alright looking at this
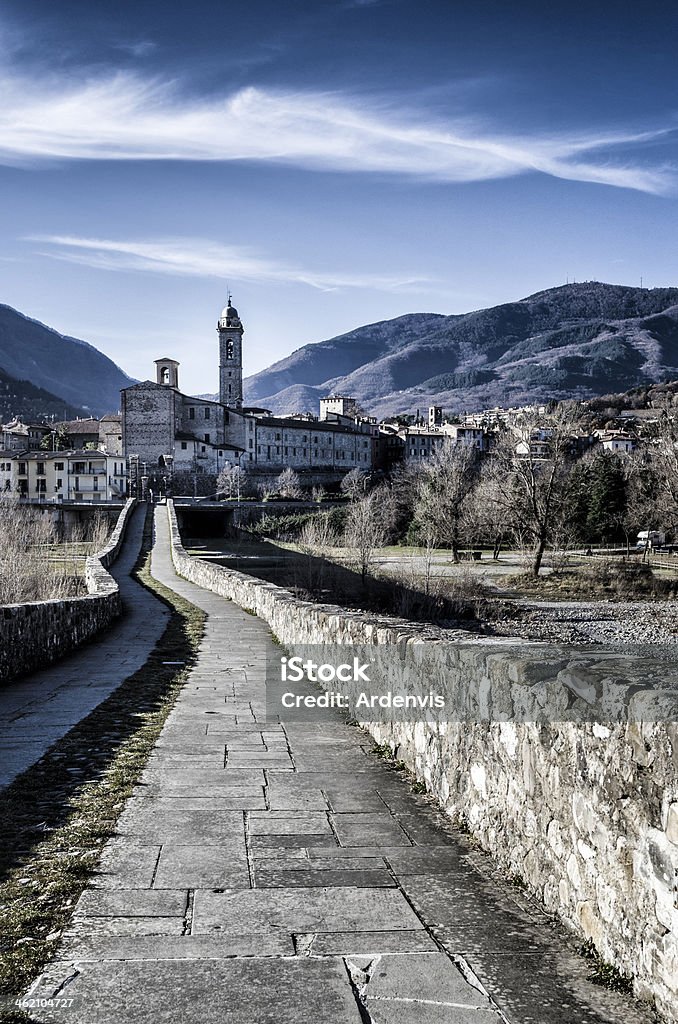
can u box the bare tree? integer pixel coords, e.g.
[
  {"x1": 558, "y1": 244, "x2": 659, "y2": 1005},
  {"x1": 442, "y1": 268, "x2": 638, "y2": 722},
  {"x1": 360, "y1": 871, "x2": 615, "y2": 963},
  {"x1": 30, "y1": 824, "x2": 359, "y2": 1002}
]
[
  {"x1": 412, "y1": 440, "x2": 479, "y2": 562},
  {"x1": 481, "y1": 413, "x2": 581, "y2": 577},
  {"x1": 217, "y1": 462, "x2": 248, "y2": 499},
  {"x1": 297, "y1": 512, "x2": 337, "y2": 595},
  {"x1": 343, "y1": 486, "x2": 392, "y2": 582},
  {"x1": 340, "y1": 467, "x2": 370, "y2": 502},
  {"x1": 276, "y1": 467, "x2": 303, "y2": 498}
]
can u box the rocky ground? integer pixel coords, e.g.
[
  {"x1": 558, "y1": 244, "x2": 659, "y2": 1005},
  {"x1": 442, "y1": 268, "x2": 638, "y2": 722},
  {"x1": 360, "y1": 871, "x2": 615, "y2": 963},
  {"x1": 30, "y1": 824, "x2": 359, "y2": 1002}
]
[{"x1": 488, "y1": 598, "x2": 678, "y2": 647}]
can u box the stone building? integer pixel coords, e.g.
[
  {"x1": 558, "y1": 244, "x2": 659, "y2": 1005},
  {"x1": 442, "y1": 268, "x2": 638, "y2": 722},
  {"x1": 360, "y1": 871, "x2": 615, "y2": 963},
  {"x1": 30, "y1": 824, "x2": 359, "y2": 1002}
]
[{"x1": 121, "y1": 299, "x2": 376, "y2": 488}]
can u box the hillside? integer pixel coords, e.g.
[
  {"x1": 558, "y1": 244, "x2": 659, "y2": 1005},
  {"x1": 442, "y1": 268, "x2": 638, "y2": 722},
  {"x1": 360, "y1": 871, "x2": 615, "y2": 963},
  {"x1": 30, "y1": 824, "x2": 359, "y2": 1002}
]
[
  {"x1": 0, "y1": 305, "x2": 134, "y2": 417},
  {"x1": 0, "y1": 367, "x2": 89, "y2": 423},
  {"x1": 243, "y1": 283, "x2": 678, "y2": 417}
]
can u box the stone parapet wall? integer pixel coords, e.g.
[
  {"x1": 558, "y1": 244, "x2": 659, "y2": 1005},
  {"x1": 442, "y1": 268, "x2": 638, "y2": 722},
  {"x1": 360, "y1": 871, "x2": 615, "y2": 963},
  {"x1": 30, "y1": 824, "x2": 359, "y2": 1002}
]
[
  {"x1": 166, "y1": 500, "x2": 678, "y2": 1021},
  {"x1": 0, "y1": 499, "x2": 136, "y2": 682}
]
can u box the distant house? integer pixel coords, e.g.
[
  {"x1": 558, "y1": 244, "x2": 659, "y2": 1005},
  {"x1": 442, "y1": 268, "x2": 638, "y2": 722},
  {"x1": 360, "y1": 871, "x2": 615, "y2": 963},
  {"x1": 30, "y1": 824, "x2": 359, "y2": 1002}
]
[
  {"x1": 55, "y1": 418, "x2": 101, "y2": 450},
  {"x1": 0, "y1": 419, "x2": 50, "y2": 450},
  {"x1": 595, "y1": 430, "x2": 636, "y2": 454}
]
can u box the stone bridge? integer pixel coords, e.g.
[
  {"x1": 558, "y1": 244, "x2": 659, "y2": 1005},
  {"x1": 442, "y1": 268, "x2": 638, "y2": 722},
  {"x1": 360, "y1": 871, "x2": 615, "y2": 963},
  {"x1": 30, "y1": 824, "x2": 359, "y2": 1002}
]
[{"x1": 1, "y1": 501, "x2": 675, "y2": 1024}]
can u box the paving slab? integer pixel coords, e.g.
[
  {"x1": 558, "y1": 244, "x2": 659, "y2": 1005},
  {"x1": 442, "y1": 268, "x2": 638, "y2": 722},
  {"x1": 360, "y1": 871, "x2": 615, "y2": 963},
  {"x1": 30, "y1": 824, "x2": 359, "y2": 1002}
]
[
  {"x1": 91, "y1": 843, "x2": 161, "y2": 889},
  {"x1": 63, "y1": 916, "x2": 186, "y2": 937},
  {"x1": 153, "y1": 845, "x2": 250, "y2": 889},
  {"x1": 193, "y1": 887, "x2": 425, "y2": 935},
  {"x1": 331, "y1": 812, "x2": 413, "y2": 847},
  {"x1": 254, "y1": 867, "x2": 395, "y2": 888},
  {"x1": 114, "y1": 807, "x2": 246, "y2": 843},
  {"x1": 55, "y1": 933, "x2": 295, "y2": 961},
  {"x1": 75, "y1": 889, "x2": 188, "y2": 918},
  {"x1": 248, "y1": 811, "x2": 332, "y2": 835},
  {"x1": 25, "y1": 957, "x2": 363, "y2": 1024},
  {"x1": 307, "y1": 931, "x2": 439, "y2": 955}
]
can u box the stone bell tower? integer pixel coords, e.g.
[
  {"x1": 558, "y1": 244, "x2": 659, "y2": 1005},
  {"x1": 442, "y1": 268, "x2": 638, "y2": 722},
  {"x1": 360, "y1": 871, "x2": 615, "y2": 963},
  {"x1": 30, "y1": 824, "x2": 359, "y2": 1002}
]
[{"x1": 218, "y1": 297, "x2": 244, "y2": 409}]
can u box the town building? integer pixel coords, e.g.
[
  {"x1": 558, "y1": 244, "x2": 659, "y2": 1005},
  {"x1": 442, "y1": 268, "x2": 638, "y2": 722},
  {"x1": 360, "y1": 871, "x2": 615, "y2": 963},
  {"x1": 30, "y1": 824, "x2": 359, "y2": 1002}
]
[
  {"x1": 0, "y1": 450, "x2": 127, "y2": 502},
  {"x1": 121, "y1": 299, "x2": 378, "y2": 488},
  {"x1": 378, "y1": 408, "x2": 490, "y2": 465},
  {"x1": 1, "y1": 420, "x2": 50, "y2": 451}
]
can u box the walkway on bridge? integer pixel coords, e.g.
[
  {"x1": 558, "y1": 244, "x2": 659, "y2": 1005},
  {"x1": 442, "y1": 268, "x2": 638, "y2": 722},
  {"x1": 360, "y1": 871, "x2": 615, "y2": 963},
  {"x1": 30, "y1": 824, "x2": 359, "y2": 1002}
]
[
  {"x1": 23, "y1": 506, "x2": 651, "y2": 1024},
  {"x1": 0, "y1": 503, "x2": 169, "y2": 789}
]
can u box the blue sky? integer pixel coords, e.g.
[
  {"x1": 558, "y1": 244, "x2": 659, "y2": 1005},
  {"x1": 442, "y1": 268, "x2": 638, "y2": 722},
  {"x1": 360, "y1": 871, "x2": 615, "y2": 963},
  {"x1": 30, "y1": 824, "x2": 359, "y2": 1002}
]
[{"x1": 1, "y1": 0, "x2": 677, "y2": 395}]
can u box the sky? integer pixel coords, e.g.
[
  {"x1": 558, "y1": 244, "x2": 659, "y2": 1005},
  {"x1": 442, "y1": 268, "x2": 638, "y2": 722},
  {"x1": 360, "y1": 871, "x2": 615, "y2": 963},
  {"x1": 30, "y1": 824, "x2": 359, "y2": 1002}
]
[{"x1": 1, "y1": 0, "x2": 677, "y2": 395}]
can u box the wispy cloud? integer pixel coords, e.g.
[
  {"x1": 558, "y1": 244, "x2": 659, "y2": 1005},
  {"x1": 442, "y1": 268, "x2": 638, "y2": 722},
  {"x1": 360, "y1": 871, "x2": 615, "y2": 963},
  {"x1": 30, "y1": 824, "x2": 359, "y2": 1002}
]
[
  {"x1": 0, "y1": 68, "x2": 674, "y2": 193},
  {"x1": 28, "y1": 235, "x2": 431, "y2": 292},
  {"x1": 114, "y1": 39, "x2": 158, "y2": 58}
]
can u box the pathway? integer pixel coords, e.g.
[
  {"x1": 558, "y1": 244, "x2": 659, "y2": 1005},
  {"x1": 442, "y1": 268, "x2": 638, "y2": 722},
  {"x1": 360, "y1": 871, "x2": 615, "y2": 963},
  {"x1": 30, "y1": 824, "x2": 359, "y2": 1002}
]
[
  {"x1": 0, "y1": 503, "x2": 169, "y2": 789},
  {"x1": 21, "y1": 506, "x2": 652, "y2": 1024}
]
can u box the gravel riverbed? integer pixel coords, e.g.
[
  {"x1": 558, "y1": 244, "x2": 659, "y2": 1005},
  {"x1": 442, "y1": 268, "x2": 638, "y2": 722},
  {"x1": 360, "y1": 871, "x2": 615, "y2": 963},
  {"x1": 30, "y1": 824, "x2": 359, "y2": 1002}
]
[{"x1": 489, "y1": 599, "x2": 678, "y2": 647}]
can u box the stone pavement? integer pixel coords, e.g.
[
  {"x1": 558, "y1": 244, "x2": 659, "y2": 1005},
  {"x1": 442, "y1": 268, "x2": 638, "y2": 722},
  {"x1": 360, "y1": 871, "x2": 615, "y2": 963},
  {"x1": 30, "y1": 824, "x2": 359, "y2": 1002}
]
[
  {"x1": 0, "y1": 503, "x2": 169, "y2": 789},
  {"x1": 21, "y1": 506, "x2": 652, "y2": 1024}
]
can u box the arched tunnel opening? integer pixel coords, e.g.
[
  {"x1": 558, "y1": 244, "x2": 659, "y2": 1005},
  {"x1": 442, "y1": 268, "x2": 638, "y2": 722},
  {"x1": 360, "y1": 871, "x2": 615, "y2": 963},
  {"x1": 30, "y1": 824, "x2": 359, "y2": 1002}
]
[{"x1": 175, "y1": 506, "x2": 235, "y2": 538}]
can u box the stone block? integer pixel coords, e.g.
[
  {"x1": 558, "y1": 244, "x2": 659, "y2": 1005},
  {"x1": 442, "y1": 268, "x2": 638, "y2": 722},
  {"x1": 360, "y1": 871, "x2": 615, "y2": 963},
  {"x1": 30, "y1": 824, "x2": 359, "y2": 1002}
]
[{"x1": 193, "y1": 887, "x2": 424, "y2": 935}]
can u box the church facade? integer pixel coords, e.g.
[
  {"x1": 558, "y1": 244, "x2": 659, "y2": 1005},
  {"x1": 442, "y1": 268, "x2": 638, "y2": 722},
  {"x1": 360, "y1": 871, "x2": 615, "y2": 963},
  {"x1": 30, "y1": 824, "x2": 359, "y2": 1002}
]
[{"x1": 121, "y1": 300, "x2": 377, "y2": 486}]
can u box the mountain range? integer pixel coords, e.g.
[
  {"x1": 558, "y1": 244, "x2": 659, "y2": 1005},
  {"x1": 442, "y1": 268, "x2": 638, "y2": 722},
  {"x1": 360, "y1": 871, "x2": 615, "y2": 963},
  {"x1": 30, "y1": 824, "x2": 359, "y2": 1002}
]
[
  {"x1": 243, "y1": 282, "x2": 678, "y2": 417},
  {"x1": 3, "y1": 282, "x2": 678, "y2": 424},
  {"x1": 0, "y1": 304, "x2": 134, "y2": 419}
]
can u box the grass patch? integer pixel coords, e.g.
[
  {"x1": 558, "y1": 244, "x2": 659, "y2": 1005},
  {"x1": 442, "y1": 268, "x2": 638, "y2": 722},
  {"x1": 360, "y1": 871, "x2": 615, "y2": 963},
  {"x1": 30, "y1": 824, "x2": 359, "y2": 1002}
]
[
  {"x1": 579, "y1": 938, "x2": 634, "y2": 994},
  {"x1": 0, "y1": 508, "x2": 205, "y2": 1017}
]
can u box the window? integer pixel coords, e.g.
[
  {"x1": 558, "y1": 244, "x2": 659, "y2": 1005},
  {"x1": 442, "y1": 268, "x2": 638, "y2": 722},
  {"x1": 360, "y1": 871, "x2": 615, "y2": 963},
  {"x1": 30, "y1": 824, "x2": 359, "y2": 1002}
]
[
  {"x1": 189, "y1": 408, "x2": 195, "y2": 420},
  {"x1": 275, "y1": 433, "x2": 281, "y2": 441},
  {"x1": 36, "y1": 479, "x2": 46, "y2": 493},
  {"x1": 74, "y1": 477, "x2": 80, "y2": 491},
  {"x1": 56, "y1": 479, "x2": 63, "y2": 490},
  {"x1": 284, "y1": 446, "x2": 288, "y2": 456},
  {"x1": 249, "y1": 440, "x2": 253, "y2": 449},
  {"x1": 55, "y1": 461, "x2": 64, "y2": 470},
  {"x1": 181, "y1": 441, "x2": 188, "y2": 450},
  {"x1": 226, "y1": 340, "x2": 234, "y2": 360},
  {"x1": 37, "y1": 462, "x2": 45, "y2": 475},
  {"x1": 204, "y1": 434, "x2": 210, "y2": 443},
  {"x1": 219, "y1": 450, "x2": 223, "y2": 456},
  {"x1": 201, "y1": 445, "x2": 206, "y2": 453},
  {"x1": 204, "y1": 407, "x2": 210, "y2": 419},
  {"x1": 93, "y1": 477, "x2": 98, "y2": 490}
]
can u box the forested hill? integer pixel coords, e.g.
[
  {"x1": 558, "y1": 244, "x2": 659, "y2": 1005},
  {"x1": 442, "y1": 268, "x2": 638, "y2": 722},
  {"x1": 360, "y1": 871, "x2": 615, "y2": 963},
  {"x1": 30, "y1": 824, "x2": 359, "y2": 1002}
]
[{"x1": 243, "y1": 282, "x2": 678, "y2": 417}]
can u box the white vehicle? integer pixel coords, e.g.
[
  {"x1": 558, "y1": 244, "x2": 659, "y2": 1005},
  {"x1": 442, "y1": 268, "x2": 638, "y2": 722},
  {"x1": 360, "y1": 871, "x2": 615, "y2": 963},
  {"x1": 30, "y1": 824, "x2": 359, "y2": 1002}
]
[{"x1": 636, "y1": 530, "x2": 665, "y2": 550}]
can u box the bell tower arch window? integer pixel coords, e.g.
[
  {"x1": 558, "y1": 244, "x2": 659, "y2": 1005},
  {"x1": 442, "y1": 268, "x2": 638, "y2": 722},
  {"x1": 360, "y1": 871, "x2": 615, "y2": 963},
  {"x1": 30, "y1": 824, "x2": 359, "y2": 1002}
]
[{"x1": 226, "y1": 340, "x2": 234, "y2": 360}]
